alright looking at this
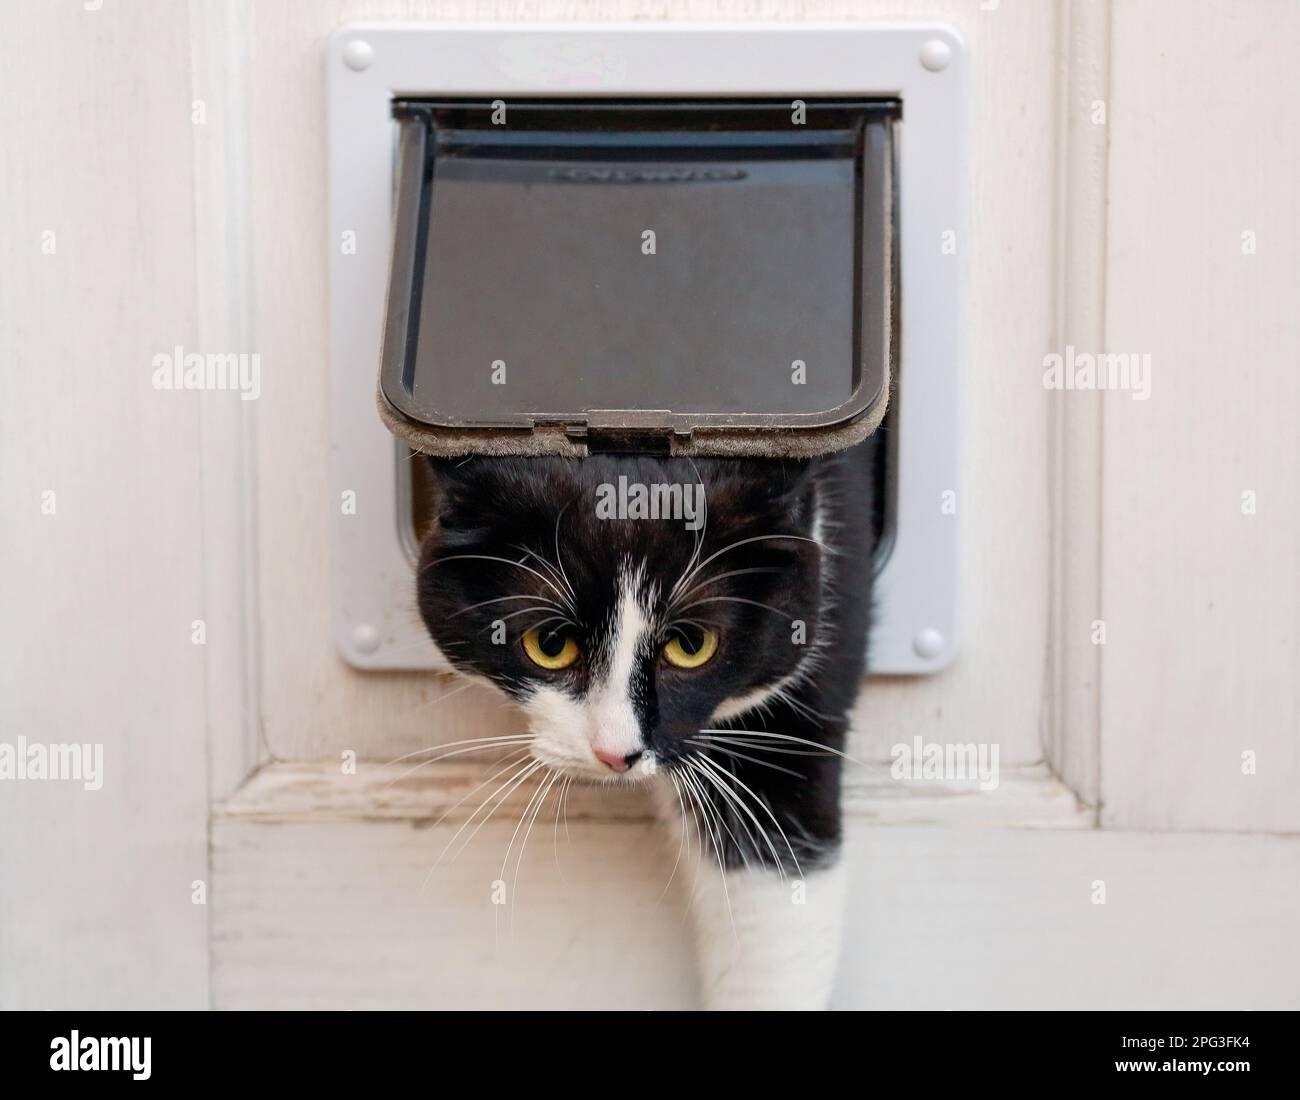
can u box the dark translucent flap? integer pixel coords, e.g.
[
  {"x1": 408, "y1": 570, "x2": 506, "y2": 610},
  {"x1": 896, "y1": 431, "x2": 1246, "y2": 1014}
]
[{"x1": 379, "y1": 100, "x2": 897, "y2": 455}]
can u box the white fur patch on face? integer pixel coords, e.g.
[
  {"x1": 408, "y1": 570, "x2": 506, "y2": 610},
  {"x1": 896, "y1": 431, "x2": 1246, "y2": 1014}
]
[
  {"x1": 523, "y1": 563, "x2": 659, "y2": 782},
  {"x1": 711, "y1": 682, "x2": 787, "y2": 723},
  {"x1": 709, "y1": 656, "x2": 817, "y2": 724}
]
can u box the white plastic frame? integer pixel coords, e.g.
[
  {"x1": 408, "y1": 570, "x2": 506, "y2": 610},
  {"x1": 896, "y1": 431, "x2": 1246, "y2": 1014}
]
[{"x1": 328, "y1": 22, "x2": 964, "y2": 673}]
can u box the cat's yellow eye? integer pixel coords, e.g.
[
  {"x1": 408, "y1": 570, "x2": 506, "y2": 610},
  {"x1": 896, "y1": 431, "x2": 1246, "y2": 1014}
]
[
  {"x1": 663, "y1": 628, "x2": 719, "y2": 670},
  {"x1": 522, "y1": 627, "x2": 581, "y2": 671}
]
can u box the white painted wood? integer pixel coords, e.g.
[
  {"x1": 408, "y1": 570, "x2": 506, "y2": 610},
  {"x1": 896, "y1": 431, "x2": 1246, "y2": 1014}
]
[
  {"x1": 1099, "y1": 0, "x2": 1300, "y2": 831},
  {"x1": 189, "y1": 0, "x2": 266, "y2": 799},
  {"x1": 834, "y1": 825, "x2": 1300, "y2": 1010},
  {"x1": 8, "y1": 0, "x2": 1294, "y2": 1013},
  {"x1": 211, "y1": 813, "x2": 1300, "y2": 1010},
  {"x1": 217, "y1": 759, "x2": 1091, "y2": 830},
  {"x1": 212, "y1": 817, "x2": 699, "y2": 1010},
  {"x1": 1044, "y1": 0, "x2": 1110, "y2": 813},
  {"x1": 0, "y1": 0, "x2": 210, "y2": 1008}
]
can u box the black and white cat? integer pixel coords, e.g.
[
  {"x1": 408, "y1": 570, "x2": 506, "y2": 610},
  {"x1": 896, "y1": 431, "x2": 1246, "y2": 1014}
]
[{"x1": 416, "y1": 440, "x2": 876, "y2": 1009}]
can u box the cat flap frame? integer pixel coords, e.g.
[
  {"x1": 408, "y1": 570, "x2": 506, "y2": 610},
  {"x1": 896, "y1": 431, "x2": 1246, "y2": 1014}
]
[
  {"x1": 377, "y1": 98, "x2": 896, "y2": 458},
  {"x1": 329, "y1": 23, "x2": 965, "y2": 674}
]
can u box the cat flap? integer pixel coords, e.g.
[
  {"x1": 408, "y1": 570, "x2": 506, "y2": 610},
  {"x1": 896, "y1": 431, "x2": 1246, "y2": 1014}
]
[{"x1": 377, "y1": 99, "x2": 897, "y2": 457}]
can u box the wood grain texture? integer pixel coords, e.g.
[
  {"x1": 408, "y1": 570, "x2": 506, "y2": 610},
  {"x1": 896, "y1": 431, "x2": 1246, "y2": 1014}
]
[
  {"x1": 835, "y1": 824, "x2": 1300, "y2": 1010},
  {"x1": 212, "y1": 815, "x2": 1300, "y2": 1009},
  {"x1": 212, "y1": 816, "x2": 698, "y2": 1010},
  {"x1": 11, "y1": 0, "x2": 1295, "y2": 1014},
  {"x1": 1100, "y1": 0, "x2": 1300, "y2": 831},
  {"x1": 189, "y1": 0, "x2": 267, "y2": 800},
  {"x1": 218, "y1": 759, "x2": 1090, "y2": 829},
  {"x1": 0, "y1": 0, "x2": 210, "y2": 1008},
  {"x1": 1044, "y1": 0, "x2": 1109, "y2": 814}
]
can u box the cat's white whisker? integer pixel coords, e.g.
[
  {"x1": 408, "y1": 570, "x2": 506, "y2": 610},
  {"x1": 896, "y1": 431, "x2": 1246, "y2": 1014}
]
[
  {"x1": 382, "y1": 738, "x2": 534, "y2": 789},
  {"x1": 397, "y1": 677, "x2": 482, "y2": 716},
  {"x1": 676, "y1": 774, "x2": 702, "y2": 906},
  {"x1": 659, "y1": 772, "x2": 692, "y2": 902},
  {"x1": 763, "y1": 682, "x2": 833, "y2": 726},
  {"x1": 672, "y1": 616, "x2": 724, "y2": 633},
  {"x1": 449, "y1": 593, "x2": 563, "y2": 619},
  {"x1": 482, "y1": 605, "x2": 574, "y2": 628},
  {"x1": 432, "y1": 757, "x2": 544, "y2": 874},
  {"x1": 681, "y1": 785, "x2": 709, "y2": 919},
  {"x1": 425, "y1": 553, "x2": 575, "y2": 614},
  {"x1": 714, "y1": 751, "x2": 785, "y2": 876},
  {"x1": 694, "y1": 753, "x2": 803, "y2": 879},
  {"x1": 688, "y1": 755, "x2": 790, "y2": 881},
  {"x1": 685, "y1": 757, "x2": 759, "y2": 878},
  {"x1": 552, "y1": 774, "x2": 574, "y2": 876},
  {"x1": 684, "y1": 738, "x2": 805, "y2": 780},
  {"x1": 694, "y1": 733, "x2": 830, "y2": 759},
  {"x1": 419, "y1": 752, "x2": 539, "y2": 896},
  {"x1": 666, "y1": 460, "x2": 709, "y2": 603},
  {"x1": 676, "y1": 594, "x2": 798, "y2": 620},
  {"x1": 668, "y1": 533, "x2": 822, "y2": 607},
  {"x1": 421, "y1": 749, "x2": 533, "y2": 837},
  {"x1": 510, "y1": 543, "x2": 576, "y2": 612},
  {"x1": 506, "y1": 768, "x2": 561, "y2": 932},
  {"x1": 552, "y1": 498, "x2": 580, "y2": 609},
  {"x1": 495, "y1": 765, "x2": 556, "y2": 940},
  {"x1": 697, "y1": 729, "x2": 865, "y2": 766},
  {"x1": 676, "y1": 765, "x2": 738, "y2": 940},
  {"x1": 670, "y1": 566, "x2": 787, "y2": 609},
  {"x1": 383, "y1": 733, "x2": 533, "y2": 769}
]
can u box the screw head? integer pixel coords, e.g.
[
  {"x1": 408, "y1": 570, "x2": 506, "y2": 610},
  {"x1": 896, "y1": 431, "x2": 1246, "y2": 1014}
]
[
  {"x1": 352, "y1": 623, "x2": 381, "y2": 654},
  {"x1": 342, "y1": 39, "x2": 374, "y2": 71},
  {"x1": 919, "y1": 39, "x2": 952, "y2": 72},
  {"x1": 913, "y1": 628, "x2": 945, "y2": 659}
]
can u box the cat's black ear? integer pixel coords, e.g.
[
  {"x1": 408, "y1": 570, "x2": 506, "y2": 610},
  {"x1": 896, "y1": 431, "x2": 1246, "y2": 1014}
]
[
  {"x1": 747, "y1": 459, "x2": 815, "y2": 518},
  {"x1": 773, "y1": 460, "x2": 819, "y2": 529},
  {"x1": 774, "y1": 459, "x2": 816, "y2": 498},
  {"x1": 710, "y1": 459, "x2": 818, "y2": 534},
  {"x1": 421, "y1": 455, "x2": 482, "y2": 529},
  {"x1": 423, "y1": 455, "x2": 460, "y2": 486}
]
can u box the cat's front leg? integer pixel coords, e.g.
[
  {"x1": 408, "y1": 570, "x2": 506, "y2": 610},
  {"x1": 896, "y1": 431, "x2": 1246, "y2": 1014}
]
[
  {"x1": 651, "y1": 773, "x2": 847, "y2": 1009},
  {"x1": 689, "y1": 851, "x2": 847, "y2": 1011},
  {"x1": 655, "y1": 721, "x2": 851, "y2": 1010}
]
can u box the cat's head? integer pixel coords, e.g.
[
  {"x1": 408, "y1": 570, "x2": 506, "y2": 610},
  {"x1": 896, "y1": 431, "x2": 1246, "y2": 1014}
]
[{"x1": 416, "y1": 455, "x2": 824, "y2": 783}]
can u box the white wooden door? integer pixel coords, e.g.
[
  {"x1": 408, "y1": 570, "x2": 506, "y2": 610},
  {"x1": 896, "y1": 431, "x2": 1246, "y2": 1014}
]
[{"x1": 2, "y1": 0, "x2": 1297, "y2": 1011}]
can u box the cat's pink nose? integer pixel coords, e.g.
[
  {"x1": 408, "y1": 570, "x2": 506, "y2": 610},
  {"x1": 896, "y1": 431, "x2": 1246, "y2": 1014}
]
[{"x1": 593, "y1": 747, "x2": 641, "y2": 772}]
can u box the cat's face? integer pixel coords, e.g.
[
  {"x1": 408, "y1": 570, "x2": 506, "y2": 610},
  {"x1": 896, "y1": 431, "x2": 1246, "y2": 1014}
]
[{"x1": 417, "y1": 455, "x2": 824, "y2": 783}]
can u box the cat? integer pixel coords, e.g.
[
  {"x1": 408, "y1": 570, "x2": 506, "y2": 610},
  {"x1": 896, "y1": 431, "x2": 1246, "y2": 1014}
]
[{"x1": 416, "y1": 439, "x2": 877, "y2": 1009}]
